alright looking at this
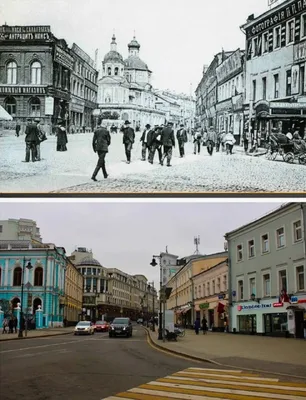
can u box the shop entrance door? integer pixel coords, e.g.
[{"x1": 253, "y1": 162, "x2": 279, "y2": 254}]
[{"x1": 295, "y1": 311, "x2": 304, "y2": 339}]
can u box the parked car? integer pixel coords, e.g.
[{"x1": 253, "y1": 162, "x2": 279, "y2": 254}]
[
  {"x1": 94, "y1": 320, "x2": 110, "y2": 332},
  {"x1": 74, "y1": 321, "x2": 95, "y2": 335},
  {"x1": 109, "y1": 317, "x2": 133, "y2": 338}
]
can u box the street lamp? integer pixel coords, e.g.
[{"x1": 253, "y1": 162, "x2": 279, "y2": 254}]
[
  {"x1": 147, "y1": 281, "x2": 155, "y2": 332},
  {"x1": 18, "y1": 258, "x2": 33, "y2": 338},
  {"x1": 150, "y1": 256, "x2": 163, "y2": 340}
]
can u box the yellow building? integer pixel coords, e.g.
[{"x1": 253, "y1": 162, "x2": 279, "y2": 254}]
[
  {"x1": 166, "y1": 252, "x2": 227, "y2": 327},
  {"x1": 65, "y1": 259, "x2": 83, "y2": 323}
]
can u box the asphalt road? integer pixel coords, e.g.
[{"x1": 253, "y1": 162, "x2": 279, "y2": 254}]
[{"x1": 0, "y1": 326, "x2": 205, "y2": 400}]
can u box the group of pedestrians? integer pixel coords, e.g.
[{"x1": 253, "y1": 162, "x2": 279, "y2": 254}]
[
  {"x1": 2, "y1": 316, "x2": 18, "y2": 334},
  {"x1": 192, "y1": 127, "x2": 236, "y2": 156},
  {"x1": 194, "y1": 317, "x2": 208, "y2": 335}
]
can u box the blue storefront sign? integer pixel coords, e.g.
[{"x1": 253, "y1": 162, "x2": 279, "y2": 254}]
[{"x1": 291, "y1": 296, "x2": 298, "y2": 304}]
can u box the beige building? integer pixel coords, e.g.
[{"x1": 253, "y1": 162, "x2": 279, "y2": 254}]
[
  {"x1": 0, "y1": 219, "x2": 42, "y2": 242},
  {"x1": 64, "y1": 259, "x2": 83, "y2": 323},
  {"x1": 193, "y1": 259, "x2": 229, "y2": 330},
  {"x1": 166, "y1": 252, "x2": 228, "y2": 326}
]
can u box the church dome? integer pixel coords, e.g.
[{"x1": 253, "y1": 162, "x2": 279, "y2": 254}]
[
  {"x1": 125, "y1": 56, "x2": 149, "y2": 71},
  {"x1": 128, "y1": 37, "x2": 140, "y2": 49},
  {"x1": 76, "y1": 257, "x2": 102, "y2": 267},
  {"x1": 104, "y1": 51, "x2": 124, "y2": 64}
]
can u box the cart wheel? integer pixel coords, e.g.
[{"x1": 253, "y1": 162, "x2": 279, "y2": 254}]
[
  {"x1": 271, "y1": 151, "x2": 278, "y2": 161},
  {"x1": 265, "y1": 147, "x2": 273, "y2": 160},
  {"x1": 284, "y1": 153, "x2": 294, "y2": 164},
  {"x1": 298, "y1": 154, "x2": 306, "y2": 165}
]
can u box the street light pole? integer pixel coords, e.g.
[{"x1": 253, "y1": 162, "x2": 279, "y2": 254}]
[
  {"x1": 147, "y1": 281, "x2": 155, "y2": 332},
  {"x1": 18, "y1": 258, "x2": 33, "y2": 338},
  {"x1": 150, "y1": 255, "x2": 163, "y2": 340}
]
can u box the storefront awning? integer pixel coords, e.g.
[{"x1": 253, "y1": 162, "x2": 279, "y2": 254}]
[{"x1": 182, "y1": 306, "x2": 191, "y2": 314}]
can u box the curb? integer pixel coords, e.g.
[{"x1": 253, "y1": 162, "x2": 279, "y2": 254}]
[
  {"x1": 0, "y1": 331, "x2": 73, "y2": 342},
  {"x1": 144, "y1": 328, "x2": 306, "y2": 381}
]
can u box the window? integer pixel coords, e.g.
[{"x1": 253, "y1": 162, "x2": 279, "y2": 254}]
[
  {"x1": 276, "y1": 227, "x2": 285, "y2": 248},
  {"x1": 4, "y1": 96, "x2": 17, "y2": 116},
  {"x1": 296, "y1": 266, "x2": 305, "y2": 291},
  {"x1": 92, "y1": 268, "x2": 97, "y2": 275},
  {"x1": 114, "y1": 67, "x2": 119, "y2": 76},
  {"x1": 29, "y1": 97, "x2": 41, "y2": 118},
  {"x1": 263, "y1": 274, "x2": 271, "y2": 296},
  {"x1": 108, "y1": 67, "x2": 111, "y2": 76},
  {"x1": 301, "y1": 65, "x2": 305, "y2": 95},
  {"x1": 273, "y1": 74, "x2": 279, "y2": 98},
  {"x1": 13, "y1": 267, "x2": 22, "y2": 286},
  {"x1": 264, "y1": 313, "x2": 287, "y2": 334},
  {"x1": 286, "y1": 70, "x2": 292, "y2": 96},
  {"x1": 31, "y1": 61, "x2": 42, "y2": 85},
  {"x1": 198, "y1": 285, "x2": 201, "y2": 298},
  {"x1": 217, "y1": 277, "x2": 221, "y2": 292},
  {"x1": 212, "y1": 280, "x2": 215, "y2": 294},
  {"x1": 262, "y1": 32, "x2": 269, "y2": 53},
  {"x1": 85, "y1": 277, "x2": 91, "y2": 291},
  {"x1": 7, "y1": 61, "x2": 17, "y2": 84},
  {"x1": 252, "y1": 80, "x2": 256, "y2": 102},
  {"x1": 248, "y1": 239, "x2": 255, "y2": 258},
  {"x1": 0, "y1": 225, "x2": 3, "y2": 233},
  {"x1": 223, "y1": 275, "x2": 227, "y2": 291},
  {"x1": 207, "y1": 282, "x2": 210, "y2": 296},
  {"x1": 293, "y1": 220, "x2": 302, "y2": 242},
  {"x1": 274, "y1": 26, "x2": 281, "y2": 49},
  {"x1": 34, "y1": 267, "x2": 43, "y2": 286},
  {"x1": 287, "y1": 19, "x2": 295, "y2": 44},
  {"x1": 93, "y1": 278, "x2": 97, "y2": 292},
  {"x1": 249, "y1": 277, "x2": 256, "y2": 297},
  {"x1": 262, "y1": 77, "x2": 267, "y2": 100},
  {"x1": 279, "y1": 270, "x2": 287, "y2": 291},
  {"x1": 261, "y1": 234, "x2": 269, "y2": 253},
  {"x1": 301, "y1": 13, "x2": 306, "y2": 38},
  {"x1": 237, "y1": 244, "x2": 243, "y2": 262},
  {"x1": 238, "y1": 280, "x2": 244, "y2": 300}
]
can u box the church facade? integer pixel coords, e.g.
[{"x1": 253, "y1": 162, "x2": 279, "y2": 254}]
[{"x1": 97, "y1": 35, "x2": 166, "y2": 129}]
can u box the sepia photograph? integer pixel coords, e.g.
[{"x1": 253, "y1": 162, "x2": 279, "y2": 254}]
[{"x1": 1, "y1": 0, "x2": 306, "y2": 194}]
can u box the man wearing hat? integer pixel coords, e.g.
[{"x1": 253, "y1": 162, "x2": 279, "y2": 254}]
[
  {"x1": 24, "y1": 118, "x2": 39, "y2": 162},
  {"x1": 161, "y1": 121, "x2": 175, "y2": 167},
  {"x1": 140, "y1": 123, "x2": 152, "y2": 161},
  {"x1": 91, "y1": 119, "x2": 111, "y2": 181},
  {"x1": 148, "y1": 125, "x2": 163, "y2": 165},
  {"x1": 176, "y1": 123, "x2": 188, "y2": 158},
  {"x1": 122, "y1": 120, "x2": 135, "y2": 164}
]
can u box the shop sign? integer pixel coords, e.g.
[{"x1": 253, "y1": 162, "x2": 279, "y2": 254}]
[
  {"x1": 237, "y1": 303, "x2": 272, "y2": 311},
  {"x1": 294, "y1": 42, "x2": 306, "y2": 62},
  {"x1": 216, "y1": 50, "x2": 242, "y2": 83},
  {"x1": 246, "y1": 0, "x2": 306, "y2": 39},
  {"x1": 72, "y1": 43, "x2": 94, "y2": 67},
  {"x1": 298, "y1": 299, "x2": 306, "y2": 304},
  {"x1": 0, "y1": 25, "x2": 51, "y2": 41},
  {"x1": 218, "y1": 294, "x2": 225, "y2": 300},
  {"x1": 271, "y1": 102, "x2": 306, "y2": 109},
  {"x1": 273, "y1": 302, "x2": 284, "y2": 307},
  {"x1": 232, "y1": 94, "x2": 244, "y2": 111},
  {"x1": 0, "y1": 86, "x2": 47, "y2": 95},
  {"x1": 216, "y1": 99, "x2": 232, "y2": 112},
  {"x1": 45, "y1": 96, "x2": 54, "y2": 116},
  {"x1": 54, "y1": 45, "x2": 74, "y2": 70},
  {"x1": 199, "y1": 303, "x2": 210, "y2": 309},
  {"x1": 291, "y1": 296, "x2": 298, "y2": 303}
]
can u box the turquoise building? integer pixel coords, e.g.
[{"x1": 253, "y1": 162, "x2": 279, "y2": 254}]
[{"x1": 0, "y1": 239, "x2": 67, "y2": 328}]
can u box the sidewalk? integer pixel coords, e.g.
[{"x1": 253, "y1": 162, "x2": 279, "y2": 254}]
[
  {"x1": 0, "y1": 327, "x2": 73, "y2": 341},
  {"x1": 146, "y1": 328, "x2": 306, "y2": 378}
]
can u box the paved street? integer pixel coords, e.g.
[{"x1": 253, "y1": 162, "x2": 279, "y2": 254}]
[{"x1": 1, "y1": 132, "x2": 305, "y2": 193}]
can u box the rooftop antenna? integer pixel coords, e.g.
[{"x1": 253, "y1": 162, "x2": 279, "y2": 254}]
[{"x1": 194, "y1": 236, "x2": 200, "y2": 255}]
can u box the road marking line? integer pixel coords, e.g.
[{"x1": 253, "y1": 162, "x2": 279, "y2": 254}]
[
  {"x1": 175, "y1": 372, "x2": 279, "y2": 382},
  {"x1": 0, "y1": 338, "x2": 94, "y2": 353},
  {"x1": 122, "y1": 388, "x2": 230, "y2": 399},
  {"x1": 187, "y1": 368, "x2": 244, "y2": 373},
  {"x1": 11, "y1": 349, "x2": 71, "y2": 358}
]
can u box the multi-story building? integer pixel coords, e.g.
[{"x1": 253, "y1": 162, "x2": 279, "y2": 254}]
[
  {"x1": 0, "y1": 24, "x2": 74, "y2": 134},
  {"x1": 160, "y1": 251, "x2": 179, "y2": 286},
  {"x1": 216, "y1": 49, "x2": 245, "y2": 142},
  {"x1": 70, "y1": 43, "x2": 98, "y2": 133},
  {"x1": 64, "y1": 258, "x2": 83, "y2": 324},
  {"x1": 225, "y1": 202, "x2": 306, "y2": 338},
  {"x1": 166, "y1": 252, "x2": 228, "y2": 326},
  {"x1": 0, "y1": 218, "x2": 42, "y2": 242},
  {"x1": 0, "y1": 239, "x2": 67, "y2": 327},
  {"x1": 241, "y1": 0, "x2": 306, "y2": 143}
]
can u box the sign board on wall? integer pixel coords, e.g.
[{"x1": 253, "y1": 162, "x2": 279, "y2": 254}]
[
  {"x1": 291, "y1": 65, "x2": 300, "y2": 95},
  {"x1": 0, "y1": 25, "x2": 51, "y2": 41},
  {"x1": 0, "y1": 86, "x2": 47, "y2": 95},
  {"x1": 72, "y1": 43, "x2": 94, "y2": 67},
  {"x1": 54, "y1": 45, "x2": 74, "y2": 70},
  {"x1": 216, "y1": 50, "x2": 242, "y2": 83},
  {"x1": 45, "y1": 96, "x2": 54, "y2": 115}
]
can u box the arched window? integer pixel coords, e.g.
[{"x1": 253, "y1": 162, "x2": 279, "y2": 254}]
[
  {"x1": 13, "y1": 267, "x2": 22, "y2": 286},
  {"x1": 4, "y1": 96, "x2": 17, "y2": 116},
  {"x1": 29, "y1": 97, "x2": 41, "y2": 118},
  {"x1": 34, "y1": 267, "x2": 43, "y2": 286},
  {"x1": 31, "y1": 61, "x2": 42, "y2": 85},
  {"x1": 11, "y1": 297, "x2": 20, "y2": 309},
  {"x1": 73, "y1": 80, "x2": 76, "y2": 95},
  {"x1": 114, "y1": 67, "x2": 119, "y2": 76},
  {"x1": 7, "y1": 61, "x2": 17, "y2": 84},
  {"x1": 108, "y1": 67, "x2": 112, "y2": 76}
]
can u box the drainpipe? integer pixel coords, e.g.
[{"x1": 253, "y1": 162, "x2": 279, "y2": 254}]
[
  {"x1": 51, "y1": 256, "x2": 56, "y2": 328},
  {"x1": 225, "y1": 235, "x2": 233, "y2": 333}
]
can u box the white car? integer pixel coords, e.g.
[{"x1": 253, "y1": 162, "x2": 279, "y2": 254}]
[{"x1": 74, "y1": 321, "x2": 95, "y2": 335}]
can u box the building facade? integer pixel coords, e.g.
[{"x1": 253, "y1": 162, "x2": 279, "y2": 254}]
[
  {"x1": 216, "y1": 49, "x2": 245, "y2": 142},
  {"x1": 225, "y1": 202, "x2": 306, "y2": 338},
  {"x1": 64, "y1": 259, "x2": 83, "y2": 324},
  {"x1": 0, "y1": 218, "x2": 42, "y2": 242},
  {"x1": 241, "y1": 0, "x2": 306, "y2": 143},
  {"x1": 0, "y1": 240, "x2": 67, "y2": 327},
  {"x1": 160, "y1": 251, "x2": 179, "y2": 286}
]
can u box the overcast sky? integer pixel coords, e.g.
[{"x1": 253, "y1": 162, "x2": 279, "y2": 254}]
[
  {"x1": 1, "y1": 0, "x2": 269, "y2": 94},
  {"x1": 0, "y1": 201, "x2": 284, "y2": 288}
]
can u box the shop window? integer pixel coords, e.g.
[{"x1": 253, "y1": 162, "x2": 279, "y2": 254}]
[
  {"x1": 273, "y1": 26, "x2": 281, "y2": 49},
  {"x1": 13, "y1": 267, "x2": 22, "y2": 286},
  {"x1": 301, "y1": 13, "x2": 306, "y2": 38},
  {"x1": 7, "y1": 60, "x2": 17, "y2": 84},
  {"x1": 276, "y1": 227, "x2": 285, "y2": 248},
  {"x1": 278, "y1": 270, "x2": 287, "y2": 292},
  {"x1": 286, "y1": 19, "x2": 295, "y2": 45},
  {"x1": 249, "y1": 277, "x2": 256, "y2": 298},
  {"x1": 296, "y1": 266, "x2": 305, "y2": 291},
  {"x1": 238, "y1": 315, "x2": 256, "y2": 333},
  {"x1": 293, "y1": 220, "x2": 302, "y2": 242},
  {"x1": 252, "y1": 80, "x2": 256, "y2": 102},
  {"x1": 263, "y1": 274, "x2": 271, "y2": 296},
  {"x1": 4, "y1": 96, "x2": 17, "y2": 116},
  {"x1": 237, "y1": 244, "x2": 243, "y2": 262},
  {"x1": 274, "y1": 74, "x2": 279, "y2": 99},
  {"x1": 248, "y1": 239, "x2": 255, "y2": 258},
  {"x1": 31, "y1": 61, "x2": 42, "y2": 85},
  {"x1": 262, "y1": 77, "x2": 267, "y2": 100},
  {"x1": 264, "y1": 313, "x2": 287, "y2": 334},
  {"x1": 34, "y1": 267, "x2": 43, "y2": 286},
  {"x1": 29, "y1": 97, "x2": 41, "y2": 118},
  {"x1": 238, "y1": 280, "x2": 244, "y2": 300},
  {"x1": 286, "y1": 70, "x2": 292, "y2": 97},
  {"x1": 262, "y1": 32, "x2": 269, "y2": 53}
]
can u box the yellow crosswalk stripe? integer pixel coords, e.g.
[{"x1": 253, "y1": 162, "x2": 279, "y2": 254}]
[{"x1": 102, "y1": 367, "x2": 306, "y2": 400}]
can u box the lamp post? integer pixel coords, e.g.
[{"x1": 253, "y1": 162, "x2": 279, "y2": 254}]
[
  {"x1": 18, "y1": 258, "x2": 33, "y2": 338},
  {"x1": 24, "y1": 281, "x2": 33, "y2": 337},
  {"x1": 150, "y1": 256, "x2": 163, "y2": 340},
  {"x1": 147, "y1": 281, "x2": 155, "y2": 332}
]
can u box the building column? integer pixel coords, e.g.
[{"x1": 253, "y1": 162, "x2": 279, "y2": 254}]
[{"x1": 4, "y1": 259, "x2": 9, "y2": 286}]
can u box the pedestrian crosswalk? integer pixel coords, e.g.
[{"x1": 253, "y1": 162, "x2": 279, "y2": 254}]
[{"x1": 102, "y1": 367, "x2": 306, "y2": 399}]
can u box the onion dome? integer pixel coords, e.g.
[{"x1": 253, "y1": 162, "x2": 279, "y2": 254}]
[
  {"x1": 103, "y1": 34, "x2": 124, "y2": 64},
  {"x1": 125, "y1": 56, "x2": 149, "y2": 71},
  {"x1": 128, "y1": 36, "x2": 140, "y2": 50}
]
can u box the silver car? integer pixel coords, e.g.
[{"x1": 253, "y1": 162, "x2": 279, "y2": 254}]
[{"x1": 74, "y1": 321, "x2": 95, "y2": 335}]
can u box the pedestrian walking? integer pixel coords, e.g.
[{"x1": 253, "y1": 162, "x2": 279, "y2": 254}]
[
  {"x1": 216, "y1": 132, "x2": 222, "y2": 152},
  {"x1": 194, "y1": 318, "x2": 200, "y2": 335},
  {"x1": 221, "y1": 131, "x2": 227, "y2": 152},
  {"x1": 8, "y1": 316, "x2": 14, "y2": 334},
  {"x1": 15, "y1": 120, "x2": 21, "y2": 137},
  {"x1": 56, "y1": 121, "x2": 68, "y2": 152},
  {"x1": 91, "y1": 120, "x2": 111, "y2": 181},
  {"x1": 193, "y1": 129, "x2": 202, "y2": 155},
  {"x1": 36, "y1": 119, "x2": 47, "y2": 161},
  {"x1": 122, "y1": 120, "x2": 135, "y2": 164},
  {"x1": 24, "y1": 118, "x2": 39, "y2": 162},
  {"x1": 176, "y1": 124, "x2": 188, "y2": 158},
  {"x1": 148, "y1": 126, "x2": 163, "y2": 165},
  {"x1": 202, "y1": 317, "x2": 207, "y2": 334},
  {"x1": 242, "y1": 130, "x2": 249, "y2": 153},
  {"x1": 161, "y1": 122, "x2": 175, "y2": 167},
  {"x1": 2, "y1": 318, "x2": 8, "y2": 334},
  {"x1": 224, "y1": 131, "x2": 236, "y2": 155},
  {"x1": 206, "y1": 126, "x2": 217, "y2": 156},
  {"x1": 140, "y1": 124, "x2": 152, "y2": 161}
]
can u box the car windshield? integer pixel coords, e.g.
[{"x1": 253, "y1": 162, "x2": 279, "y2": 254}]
[
  {"x1": 77, "y1": 322, "x2": 90, "y2": 326},
  {"x1": 96, "y1": 321, "x2": 104, "y2": 324},
  {"x1": 112, "y1": 318, "x2": 129, "y2": 324}
]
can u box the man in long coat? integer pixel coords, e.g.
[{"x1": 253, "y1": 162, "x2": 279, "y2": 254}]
[
  {"x1": 161, "y1": 122, "x2": 175, "y2": 167},
  {"x1": 206, "y1": 126, "x2": 217, "y2": 156},
  {"x1": 122, "y1": 120, "x2": 135, "y2": 164},
  {"x1": 140, "y1": 123, "x2": 152, "y2": 161},
  {"x1": 24, "y1": 119, "x2": 39, "y2": 162},
  {"x1": 176, "y1": 123, "x2": 188, "y2": 157},
  {"x1": 148, "y1": 126, "x2": 163, "y2": 165},
  {"x1": 91, "y1": 121, "x2": 111, "y2": 181}
]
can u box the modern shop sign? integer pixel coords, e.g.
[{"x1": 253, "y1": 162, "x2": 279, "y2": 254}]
[
  {"x1": 246, "y1": 0, "x2": 306, "y2": 39},
  {"x1": 272, "y1": 302, "x2": 284, "y2": 308},
  {"x1": 0, "y1": 86, "x2": 47, "y2": 95},
  {"x1": 54, "y1": 45, "x2": 74, "y2": 70},
  {"x1": 0, "y1": 25, "x2": 51, "y2": 41},
  {"x1": 199, "y1": 303, "x2": 210, "y2": 309},
  {"x1": 237, "y1": 304, "x2": 272, "y2": 311},
  {"x1": 45, "y1": 96, "x2": 54, "y2": 116},
  {"x1": 216, "y1": 50, "x2": 242, "y2": 83}
]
